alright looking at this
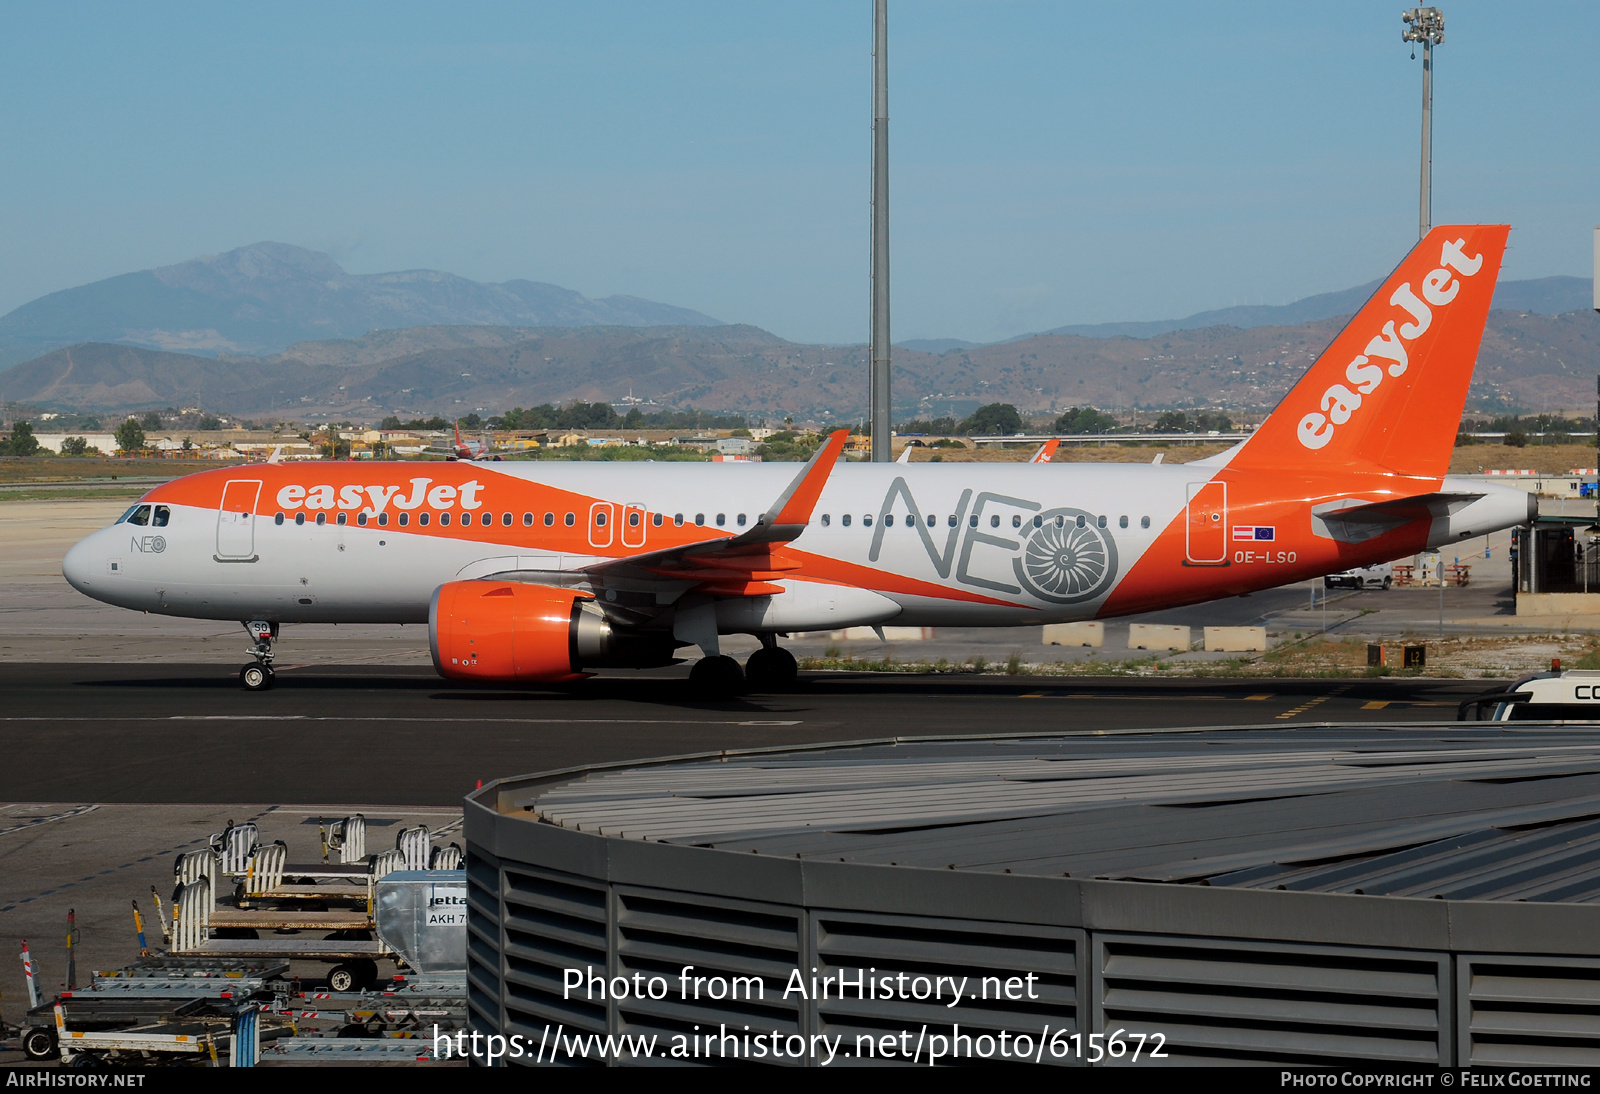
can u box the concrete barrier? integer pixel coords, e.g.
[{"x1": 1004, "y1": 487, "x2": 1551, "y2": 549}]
[
  {"x1": 1204, "y1": 626, "x2": 1267, "y2": 652},
  {"x1": 1042, "y1": 622, "x2": 1104, "y2": 647},
  {"x1": 1516, "y1": 593, "x2": 1600, "y2": 617},
  {"x1": 1128, "y1": 623, "x2": 1190, "y2": 651}
]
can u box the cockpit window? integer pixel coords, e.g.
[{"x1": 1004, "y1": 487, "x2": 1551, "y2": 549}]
[
  {"x1": 115, "y1": 504, "x2": 142, "y2": 524},
  {"x1": 125, "y1": 505, "x2": 152, "y2": 527},
  {"x1": 152, "y1": 505, "x2": 170, "y2": 527}
]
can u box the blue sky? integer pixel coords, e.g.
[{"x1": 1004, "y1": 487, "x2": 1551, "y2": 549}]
[{"x1": 1, "y1": 2, "x2": 1595, "y2": 344}]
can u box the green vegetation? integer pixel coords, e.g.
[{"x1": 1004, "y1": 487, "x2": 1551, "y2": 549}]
[
  {"x1": 1152, "y1": 410, "x2": 1233, "y2": 433},
  {"x1": 5, "y1": 421, "x2": 40, "y2": 457},
  {"x1": 140, "y1": 411, "x2": 162, "y2": 430},
  {"x1": 1051, "y1": 406, "x2": 1121, "y2": 433},
  {"x1": 895, "y1": 417, "x2": 959, "y2": 434},
  {"x1": 114, "y1": 418, "x2": 147, "y2": 453},
  {"x1": 959, "y1": 403, "x2": 1023, "y2": 436},
  {"x1": 59, "y1": 436, "x2": 98, "y2": 456},
  {"x1": 757, "y1": 431, "x2": 826, "y2": 461}
]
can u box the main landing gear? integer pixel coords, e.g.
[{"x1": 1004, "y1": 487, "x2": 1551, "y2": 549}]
[
  {"x1": 240, "y1": 620, "x2": 278, "y2": 692},
  {"x1": 689, "y1": 639, "x2": 799, "y2": 698}
]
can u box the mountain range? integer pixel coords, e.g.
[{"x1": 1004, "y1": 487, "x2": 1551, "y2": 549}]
[
  {"x1": 4, "y1": 305, "x2": 1595, "y2": 422},
  {"x1": 0, "y1": 244, "x2": 1593, "y2": 422},
  {"x1": 0, "y1": 243, "x2": 722, "y2": 369}
]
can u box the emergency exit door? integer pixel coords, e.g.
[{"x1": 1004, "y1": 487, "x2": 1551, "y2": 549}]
[{"x1": 1185, "y1": 481, "x2": 1228, "y2": 564}]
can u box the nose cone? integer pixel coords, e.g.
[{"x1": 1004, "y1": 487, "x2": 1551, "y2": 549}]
[{"x1": 62, "y1": 530, "x2": 100, "y2": 596}]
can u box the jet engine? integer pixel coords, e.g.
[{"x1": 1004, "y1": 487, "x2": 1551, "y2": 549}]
[{"x1": 429, "y1": 580, "x2": 674, "y2": 683}]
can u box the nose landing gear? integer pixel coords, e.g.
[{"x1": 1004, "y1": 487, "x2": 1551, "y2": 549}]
[{"x1": 240, "y1": 620, "x2": 278, "y2": 691}]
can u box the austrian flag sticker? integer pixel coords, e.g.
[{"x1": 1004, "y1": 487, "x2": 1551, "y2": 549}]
[{"x1": 1233, "y1": 526, "x2": 1275, "y2": 542}]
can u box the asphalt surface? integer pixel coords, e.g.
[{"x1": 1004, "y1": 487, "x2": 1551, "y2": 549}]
[{"x1": 2, "y1": 663, "x2": 1501, "y2": 805}]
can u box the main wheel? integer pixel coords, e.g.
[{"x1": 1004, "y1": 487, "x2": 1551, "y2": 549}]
[
  {"x1": 327, "y1": 964, "x2": 358, "y2": 993},
  {"x1": 240, "y1": 663, "x2": 274, "y2": 691},
  {"x1": 745, "y1": 647, "x2": 798, "y2": 692},
  {"x1": 23, "y1": 1026, "x2": 57, "y2": 1061},
  {"x1": 689, "y1": 655, "x2": 745, "y2": 698}
]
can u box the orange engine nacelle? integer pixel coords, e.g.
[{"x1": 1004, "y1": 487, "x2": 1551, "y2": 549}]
[{"x1": 430, "y1": 580, "x2": 599, "y2": 683}]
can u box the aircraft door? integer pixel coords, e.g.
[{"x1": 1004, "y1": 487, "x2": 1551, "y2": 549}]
[
  {"x1": 588, "y1": 502, "x2": 615, "y2": 549},
  {"x1": 1185, "y1": 481, "x2": 1227, "y2": 564},
  {"x1": 621, "y1": 503, "x2": 647, "y2": 548},
  {"x1": 216, "y1": 479, "x2": 262, "y2": 560}
]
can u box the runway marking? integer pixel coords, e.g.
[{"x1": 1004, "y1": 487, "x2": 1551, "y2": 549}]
[
  {"x1": 0, "y1": 804, "x2": 99, "y2": 837},
  {"x1": 1363, "y1": 701, "x2": 1391, "y2": 710},
  {"x1": 0, "y1": 716, "x2": 809, "y2": 727},
  {"x1": 1276, "y1": 684, "x2": 1352, "y2": 720},
  {"x1": 1025, "y1": 693, "x2": 1277, "y2": 702}
]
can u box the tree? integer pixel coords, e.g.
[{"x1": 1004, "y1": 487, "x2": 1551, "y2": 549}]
[
  {"x1": 115, "y1": 418, "x2": 147, "y2": 453},
  {"x1": 1153, "y1": 411, "x2": 1192, "y2": 433},
  {"x1": 959, "y1": 403, "x2": 1023, "y2": 436},
  {"x1": 1052, "y1": 406, "x2": 1120, "y2": 434},
  {"x1": 141, "y1": 411, "x2": 162, "y2": 430},
  {"x1": 622, "y1": 408, "x2": 644, "y2": 429},
  {"x1": 60, "y1": 436, "x2": 89, "y2": 456},
  {"x1": 8, "y1": 421, "x2": 39, "y2": 456},
  {"x1": 460, "y1": 412, "x2": 482, "y2": 429}
]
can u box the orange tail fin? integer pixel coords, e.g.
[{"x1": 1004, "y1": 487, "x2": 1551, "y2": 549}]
[{"x1": 1228, "y1": 225, "x2": 1508, "y2": 480}]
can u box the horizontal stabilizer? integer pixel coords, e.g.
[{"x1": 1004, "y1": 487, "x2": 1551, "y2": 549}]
[{"x1": 1310, "y1": 492, "x2": 1483, "y2": 544}]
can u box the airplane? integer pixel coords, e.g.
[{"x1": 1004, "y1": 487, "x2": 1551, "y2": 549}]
[
  {"x1": 63, "y1": 225, "x2": 1530, "y2": 696},
  {"x1": 449, "y1": 421, "x2": 500, "y2": 462}
]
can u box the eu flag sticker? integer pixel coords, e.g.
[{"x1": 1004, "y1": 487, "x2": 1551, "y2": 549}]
[{"x1": 1233, "y1": 526, "x2": 1275, "y2": 541}]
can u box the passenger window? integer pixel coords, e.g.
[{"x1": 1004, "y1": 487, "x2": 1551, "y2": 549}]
[
  {"x1": 695, "y1": 513, "x2": 705, "y2": 526},
  {"x1": 337, "y1": 513, "x2": 348, "y2": 526},
  {"x1": 398, "y1": 513, "x2": 409, "y2": 527},
  {"x1": 715, "y1": 514, "x2": 725, "y2": 527},
  {"x1": 276, "y1": 513, "x2": 286, "y2": 525},
  {"x1": 502, "y1": 512, "x2": 512, "y2": 527},
  {"x1": 652, "y1": 513, "x2": 663, "y2": 527},
  {"x1": 1055, "y1": 515, "x2": 1064, "y2": 527},
  {"x1": 673, "y1": 513, "x2": 684, "y2": 526},
  {"x1": 545, "y1": 513, "x2": 555, "y2": 526},
  {"x1": 439, "y1": 512, "x2": 450, "y2": 526},
  {"x1": 969, "y1": 515, "x2": 978, "y2": 528},
  {"x1": 863, "y1": 515, "x2": 873, "y2": 527},
  {"x1": 1119, "y1": 515, "x2": 1128, "y2": 529},
  {"x1": 1075, "y1": 515, "x2": 1086, "y2": 528},
  {"x1": 318, "y1": 512, "x2": 329, "y2": 526},
  {"x1": 295, "y1": 513, "x2": 306, "y2": 526},
  {"x1": 735, "y1": 514, "x2": 745, "y2": 527},
  {"x1": 1141, "y1": 515, "x2": 1151, "y2": 529},
  {"x1": 948, "y1": 515, "x2": 957, "y2": 527},
  {"x1": 523, "y1": 513, "x2": 533, "y2": 526},
  {"x1": 884, "y1": 514, "x2": 894, "y2": 527},
  {"x1": 595, "y1": 511, "x2": 607, "y2": 527},
  {"x1": 1012, "y1": 515, "x2": 1021, "y2": 528},
  {"x1": 990, "y1": 515, "x2": 1000, "y2": 528},
  {"x1": 378, "y1": 513, "x2": 389, "y2": 527},
  {"x1": 821, "y1": 514, "x2": 831, "y2": 526},
  {"x1": 128, "y1": 505, "x2": 151, "y2": 527},
  {"x1": 1032, "y1": 515, "x2": 1042, "y2": 529},
  {"x1": 928, "y1": 515, "x2": 936, "y2": 527},
  {"x1": 357, "y1": 513, "x2": 367, "y2": 526},
  {"x1": 482, "y1": 513, "x2": 493, "y2": 526},
  {"x1": 842, "y1": 514, "x2": 851, "y2": 527},
  {"x1": 152, "y1": 506, "x2": 170, "y2": 527},
  {"x1": 1097, "y1": 515, "x2": 1107, "y2": 528},
  {"x1": 565, "y1": 513, "x2": 576, "y2": 527}
]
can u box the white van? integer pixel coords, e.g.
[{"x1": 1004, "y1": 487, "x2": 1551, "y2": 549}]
[
  {"x1": 1459, "y1": 669, "x2": 1600, "y2": 721},
  {"x1": 1322, "y1": 562, "x2": 1393, "y2": 590}
]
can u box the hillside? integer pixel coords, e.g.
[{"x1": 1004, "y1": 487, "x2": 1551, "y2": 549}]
[
  {"x1": 3, "y1": 305, "x2": 1595, "y2": 422},
  {"x1": 0, "y1": 243, "x2": 723, "y2": 367}
]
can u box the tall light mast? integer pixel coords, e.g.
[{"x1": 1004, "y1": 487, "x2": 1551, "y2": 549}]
[
  {"x1": 869, "y1": 0, "x2": 892, "y2": 461},
  {"x1": 1402, "y1": 7, "x2": 1445, "y2": 240}
]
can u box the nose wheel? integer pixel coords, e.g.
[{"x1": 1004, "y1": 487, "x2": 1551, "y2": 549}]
[
  {"x1": 240, "y1": 663, "x2": 275, "y2": 691},
  {"x1": 240, "y1": 620, "x2": 278, "y2": 692}
]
